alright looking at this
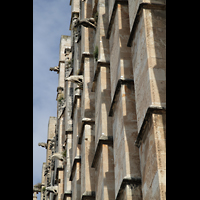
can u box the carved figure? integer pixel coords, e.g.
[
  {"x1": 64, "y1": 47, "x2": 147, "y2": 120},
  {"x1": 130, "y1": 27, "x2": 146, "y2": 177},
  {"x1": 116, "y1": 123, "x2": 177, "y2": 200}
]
[
  {"x1": 58, "y1": 99, "x2": 66, "y2": 119},
  {"x1": 38, "y1": 142, "x2": 47, "y2": 149},
  {"x1": 64, "y1": 47, "x2": 71, "y2": 56},
  {"x1": 49, "y1": 66, "x2": 59, "y2": 73},
  {"x1": 51, "y1": 160, "x2": 55, "y2": 170},
  {"x1": 51, "y1": 152, "x2": 63, "y2": 161},
  {"x1": 65, "y1": 75, "x2": 83, "y2": 90},
  {"x1": 44, "y1": 164, "x2": 50, "y2": 176},
  {"x1": 73, "y1": 18, "x2": 96, "y2": 29},
  {"x1": 49, "y1": 137, "x2": 55, "y2": 150},
  {"x1": 46, "y1": 186, "x2": 58, "y2": 195}
]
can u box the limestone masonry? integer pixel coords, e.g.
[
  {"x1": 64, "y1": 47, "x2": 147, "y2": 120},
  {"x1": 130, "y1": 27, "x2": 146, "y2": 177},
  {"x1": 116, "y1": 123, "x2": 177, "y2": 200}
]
[{"x1": 33, "y1": 0, "x2": 166, "y2": 199}]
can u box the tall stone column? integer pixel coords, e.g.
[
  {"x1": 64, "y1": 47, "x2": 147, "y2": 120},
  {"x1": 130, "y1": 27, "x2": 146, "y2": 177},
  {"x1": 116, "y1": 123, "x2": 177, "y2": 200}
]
[
  {"x1": 128, "y1": 1, "x2": 166, "y2": 199},
  {"x1": 90, "y1": 0, "x2": 115, "y2": 199},
  {"x1": 107, "y1": 1, "x2": 142, "y2": 199}
]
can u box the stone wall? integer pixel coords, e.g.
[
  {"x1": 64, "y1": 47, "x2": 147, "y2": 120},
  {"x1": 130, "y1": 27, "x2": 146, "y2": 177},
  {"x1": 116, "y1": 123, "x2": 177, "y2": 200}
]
[{"x1": 36, "y1": 0, "x2": 166, "y2": 200}]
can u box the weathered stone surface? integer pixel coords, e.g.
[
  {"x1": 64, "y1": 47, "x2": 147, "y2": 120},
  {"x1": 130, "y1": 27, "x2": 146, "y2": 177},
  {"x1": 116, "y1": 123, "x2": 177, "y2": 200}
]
[{"x1": 34, "y1": 1, "x2": 166, "y2": 199}]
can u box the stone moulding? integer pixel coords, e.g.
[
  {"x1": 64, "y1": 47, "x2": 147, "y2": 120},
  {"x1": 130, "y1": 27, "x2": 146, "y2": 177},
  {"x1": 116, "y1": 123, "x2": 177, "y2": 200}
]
[
  {"x1": 115, "y1": 176, "x2": 142, "y2": 200},
  {"x1": 91, "y1": 135, "x2": 113, "y2": 168},
  {"x1": 69, "y1": 156, "x2": 81, "y2": 181},
  {"x1": 127, "y1": 2, "x2": 166, "y2": 47},
  {"x1": 59, "y1": 60, "x2": 65, "y2": 67},
  {"x1": 134, "y1": 105, "x2": 166, "y2": 148},
  {"x1": 106, "y1": 0, "x2": 128, "y2": 39},
  {"x1": 91, "y1": 60, "x2": 110, "y2": 92},
  {"x1": 108, "y1": 78, "x2": 134, "y2": 117},
  {"x1": 78, "y1": 118, "x2": 95, "y2": 144},
  {"x1": 81, "y1": 191, "x2": 96, "y2": 200},
  {"x1": 65, "y1": 129, "x2": 73, "y2": 135},
  {"x1": 55, "y1": 165, "x2": 64, "y2": 182},
  {"x1": 79, "y1": 52, "x2": 93, "y2": 75},
  {"x1": 61, "y1": 191, "x2": 72, "y2": 199}
]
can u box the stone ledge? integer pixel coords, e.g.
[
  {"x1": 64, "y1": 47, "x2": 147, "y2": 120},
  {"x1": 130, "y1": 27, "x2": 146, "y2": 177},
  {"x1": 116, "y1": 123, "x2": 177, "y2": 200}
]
[
  {"x1": 127, "y1": 2, "x2": 166, "y2": 47},
  {"x1": 81, "y1": 191, "x2": 95, "y2": 200},
  {"x1": 65, "y1": 129, "x2": 73, "y2": 135},
  {"x1": 108, "y1": 78, "x2": 134, "y2": 117},
  {"x1": 55, "y1": 165, "x2": 64, "y2": 178},
  {"x1": 69, "y1": 156, "x2": 81, "y2": 181},
  {"x1": 91, "y1": 135, "x2": 113, "y2": 168},
  {"x1": 135, "y1": 106, "x2": 166, "y2": 148},
  {"x1": 79, "y1": 52, "x2": 94, "y2": 75},
  {"x1": 78, "y1": 118, "x2": 95, "y2": 144},
  {"x1": 106, "y1": 0, "x2": 128, "y2": 39},
  {"x1": 91, "y1": 60, "x2": 110, "y2": 92},
  {"x1": 61, "y1": 191, "x2": 72, "y2": 199},
  {"x1": 116, "y1": 176, "x2": 142, "y2": 200}
]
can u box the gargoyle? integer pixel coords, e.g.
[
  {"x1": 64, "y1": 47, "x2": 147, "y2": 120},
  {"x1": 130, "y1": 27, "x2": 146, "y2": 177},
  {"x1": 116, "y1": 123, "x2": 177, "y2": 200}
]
[
  {"x1": 38, "y1": 142, "x2": 47, "y2": 149},
  {"x1": 33, "y1": 187, "x2": 40, "y2": 193},
  {"x1": 65, "y1": 75, "x2": 83, "y2": 90},
  {"x1": 34, "y1": 183, "x2": 44, "y2": 189},
  {"x1": 46, "y1": 186, "x2": 58, "y2": 195},
  {"x1": 33, "y1": 183, "x2": 44, "y2": 193},
  {"x1": 73, "y1": 18, "x2": 96, "y2": 30},
  {"x1": 51, "y1": 152, "x2": 63, "y2": 161},
  {"x1": 49, "y1": 66, "x2": 59, "y2": 73}
]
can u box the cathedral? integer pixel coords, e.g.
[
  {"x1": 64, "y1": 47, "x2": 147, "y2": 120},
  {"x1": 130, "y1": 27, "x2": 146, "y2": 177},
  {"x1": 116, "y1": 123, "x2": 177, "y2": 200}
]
[{"x1": 33, "y1": 0, "x2": 166, "y2": 199}]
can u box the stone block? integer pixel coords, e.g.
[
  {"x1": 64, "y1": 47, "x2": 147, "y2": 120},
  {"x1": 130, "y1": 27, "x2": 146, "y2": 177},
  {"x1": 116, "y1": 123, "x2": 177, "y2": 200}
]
[
  {"x1": 94, "y1": 144, "x2": 115, "y2": 200},
  {"x1": 131, "y1": 8, "x2": 166, "y2": 131},
  {"x1": 139, "y1": 113, "x2": 166, "y2": 200}
]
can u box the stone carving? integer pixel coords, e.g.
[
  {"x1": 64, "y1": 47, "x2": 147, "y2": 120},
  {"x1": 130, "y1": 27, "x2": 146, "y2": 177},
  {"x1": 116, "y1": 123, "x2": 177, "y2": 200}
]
[
  {"x1": 46, "y1": 175, "x2": 51, "y2": 186},
  {"x1": 38, "y1": 142, "x2": 47, "y2": 149},
  {"x1": 58, "y1": 99, "x2": 66, "y2": 119},
  {"x1": 46, "y1": 186, "x2": 58, "y2": 195},
  {"x1": 65, "y1": 58, "x2": 72, "y2": 69},
  {"x1": 65, "y1": 75, "x2": 83, "y2": 90},
  {"x1": 33, "y1": 187, "x2": 40, "y2": 193},
  {"x1": 51, "y1": 159, "x2": 55, "y2": 170},
  {"x1": 34, "y1": 183, "x2": 44, "y2": 189},
  {"x1": 73, "y1": 17, "x2": 96, "y2": 30},
  {"x1": 49, "y1": 66, "x2": 59, "y2": 73},
  {"x1": 64, "y1": 47, "x2": 71, "y2": 56},
  {"x1": 44, "y1": 163, "x2": 50, "y2": 176},
  {"x1": 49, "y1": 137, "x2": 55, "y2": 150},
  {"x1": 51, "y1": 152, "x2": 64, "y2": 161},
  {"x1": 74, "y1": 25, "x2": 81, "y2": 43},
  {"x1": 33, "y1": 183, "x2": 44, "y2": 193}
]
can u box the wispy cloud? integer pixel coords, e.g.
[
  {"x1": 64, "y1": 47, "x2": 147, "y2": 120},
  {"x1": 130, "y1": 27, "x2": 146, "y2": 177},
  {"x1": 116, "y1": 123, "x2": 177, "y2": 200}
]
[{"x1": 33, "y1": 0, "x2": 71, "y2": 198}]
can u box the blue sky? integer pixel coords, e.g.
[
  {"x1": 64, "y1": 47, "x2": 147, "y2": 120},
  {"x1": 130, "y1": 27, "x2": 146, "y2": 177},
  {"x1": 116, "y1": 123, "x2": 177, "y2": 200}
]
[{"x1": 33, "y1": 0, "x2": 71, "y2": 198}]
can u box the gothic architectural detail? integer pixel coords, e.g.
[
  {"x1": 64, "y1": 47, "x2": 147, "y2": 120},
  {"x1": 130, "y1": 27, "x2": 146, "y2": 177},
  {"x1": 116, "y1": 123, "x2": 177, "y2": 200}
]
[
  {"x1": 34, "y1": 1, "x2": 166, "y2": 200},
  {"x1": 49, "y1": 66, "x2": 59, "y2": 73},
  {"x1": 51, "y1": 152, "x2": 64, "y2": 161},
  {"x1": 65, "y1": 75, "x2": 83, "y2": 90},
  {"x1": 38, "y1": 142, "x2": 47, "y2": 149},
  {"x1": 46, "y1": 186, "x2": 58, "y2": 195},
  {"x1": 73, "y1": 17, "x2": 97, "y2": 30},
  {"x1": 57, "y1": 99, "x2": 66, "y2": 119}
]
